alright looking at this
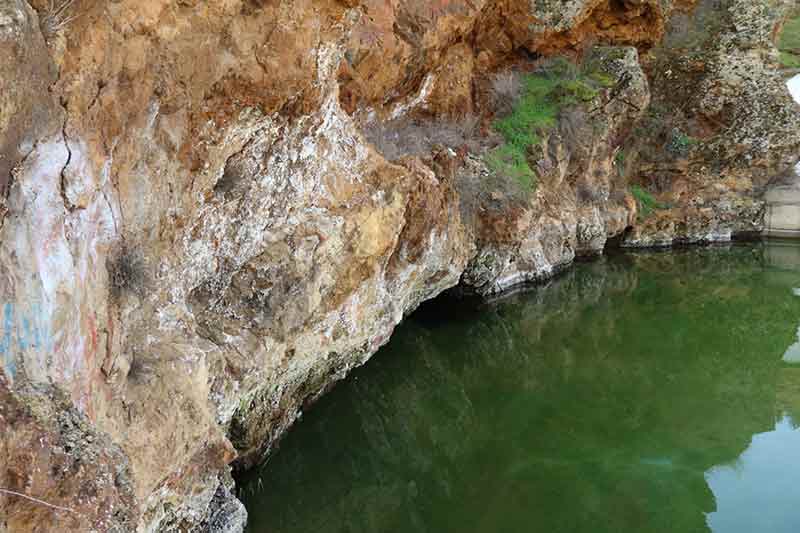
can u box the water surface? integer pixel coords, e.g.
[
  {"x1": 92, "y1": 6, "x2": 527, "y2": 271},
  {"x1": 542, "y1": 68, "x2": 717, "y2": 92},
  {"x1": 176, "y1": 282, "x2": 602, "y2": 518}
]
[
  {"x1": 788, "y1": 74, "x2": 800, "y2": 104},
  {"x1": 240, "y1": 242, "x2": 800, "y2": 533}
]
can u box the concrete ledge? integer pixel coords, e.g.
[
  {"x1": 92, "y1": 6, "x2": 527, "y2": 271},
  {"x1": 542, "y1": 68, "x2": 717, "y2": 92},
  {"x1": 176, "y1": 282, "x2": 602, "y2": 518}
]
[
  {"x1": 765, "y1": 186, "x2": 800, "y2": 204},
  {"x1": 764, "y1": 228, "x2": 800, "y2": 238}
]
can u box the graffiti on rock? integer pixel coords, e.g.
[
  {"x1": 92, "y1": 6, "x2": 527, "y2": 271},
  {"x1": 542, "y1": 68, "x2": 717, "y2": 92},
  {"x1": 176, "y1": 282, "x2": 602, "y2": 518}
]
[{"x1": 0, "y1": 302, "x2": 54, "y2": 380}]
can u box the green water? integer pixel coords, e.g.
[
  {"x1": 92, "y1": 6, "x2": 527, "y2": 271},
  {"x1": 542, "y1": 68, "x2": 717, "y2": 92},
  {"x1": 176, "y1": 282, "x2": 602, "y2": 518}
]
[{"x1": 239, "y1": 242, "x2": 800, "y2": 533}]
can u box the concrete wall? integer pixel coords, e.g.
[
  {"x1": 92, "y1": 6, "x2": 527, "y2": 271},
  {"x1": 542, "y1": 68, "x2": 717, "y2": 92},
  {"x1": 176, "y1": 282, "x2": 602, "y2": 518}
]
[
  {"x1": 765, "y1": 186, "x2": 800, "y2": 238},
  {"x1": 765, "y1": 75, "x2": 800, "y2": 239}
]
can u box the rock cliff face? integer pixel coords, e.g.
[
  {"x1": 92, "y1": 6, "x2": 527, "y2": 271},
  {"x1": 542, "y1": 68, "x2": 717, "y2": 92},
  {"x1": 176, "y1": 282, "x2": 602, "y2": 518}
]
[
  {"x1": 623, "y1": 0, "x2": 800, "y2": 245},
  {"x1": 0, "y1": 0, "x2": 797, "y2": 531}
]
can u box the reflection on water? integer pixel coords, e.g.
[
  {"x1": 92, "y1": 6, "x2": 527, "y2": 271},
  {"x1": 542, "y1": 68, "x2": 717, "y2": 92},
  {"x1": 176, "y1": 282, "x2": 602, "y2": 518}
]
[
  {"x1": 783, "y1": 327, "x2": 800, "y2": 364},
  {"x1": 706, "y1": 416, "x2": 800, "y2": 533},
  {"x1": 788, "y1": 75, "x2": 800, "y2": 105},
  {"x1": 239, "y1": 243, "x2": 800, "y2": 533}
]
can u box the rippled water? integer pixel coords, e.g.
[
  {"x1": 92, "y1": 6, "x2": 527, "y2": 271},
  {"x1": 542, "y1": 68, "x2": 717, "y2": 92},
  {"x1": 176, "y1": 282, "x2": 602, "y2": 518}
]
[{"x1": 239, "y1": 242, "x2": 800, "y2": 533}]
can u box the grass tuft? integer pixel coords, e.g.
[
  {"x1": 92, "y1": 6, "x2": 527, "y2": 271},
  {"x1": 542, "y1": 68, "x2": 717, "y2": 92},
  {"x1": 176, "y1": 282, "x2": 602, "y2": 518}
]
[
  {"x1": 485, "y1": 144, "x2": 537, "y2": 190},
  {"x1": 630, "y1": 185, "x2": 664, "y2": 219},
  {"x1": 487, "y1": 58, "x2": 607, "y2": 192}
]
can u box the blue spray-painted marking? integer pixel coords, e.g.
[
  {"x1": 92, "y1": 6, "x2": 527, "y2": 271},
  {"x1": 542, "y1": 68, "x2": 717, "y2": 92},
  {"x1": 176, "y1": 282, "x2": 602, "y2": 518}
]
[
  {"x1": 30, "y1": 302, "x2": 53, "y2": 352},
  {"x1": 0, "y1": 301, "x2": 58, "y2": 380},
  {"x1": 3, "y1": 353, "x2": 16, "y2": 379},
  {"x1": 19, "y1": 316, "x2": 32, "y2": 350},
  {"x1": 0, "y1": 300, "x2": 54, "y2": 353},
  {"x1": 33, "y1": 314, "x2": 42, "y2": 349},
  {"x1": 1, "y1": 303, "x2": 15, "y2": 379},
  {"x1": 0, "y1": 303, "x2": 11, "y2": 355}
]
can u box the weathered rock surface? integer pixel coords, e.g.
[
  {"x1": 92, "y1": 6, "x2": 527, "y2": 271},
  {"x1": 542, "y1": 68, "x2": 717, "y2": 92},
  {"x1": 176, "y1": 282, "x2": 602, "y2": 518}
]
[
  {"x1": 462, "y1": 46, "x2": 647, "y2": 294},
  {"x1": 0, "y1": 0, "x2": 797, "y2": 531},
  {"x1": 623, "y1": 0, "x2": 800, "y2": 246},
  {"x1": 0, "y1": 0, "x2": 61, "y2": 231}
]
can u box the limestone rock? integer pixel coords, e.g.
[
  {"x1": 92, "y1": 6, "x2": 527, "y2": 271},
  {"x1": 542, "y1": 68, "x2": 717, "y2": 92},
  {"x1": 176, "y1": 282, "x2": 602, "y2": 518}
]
[
  {"x1": 623, "y1": 0, "x2": 800, "y2": 247},
  {"x1": 463, "y1": 46, "x2": 648, "y2": 294}
]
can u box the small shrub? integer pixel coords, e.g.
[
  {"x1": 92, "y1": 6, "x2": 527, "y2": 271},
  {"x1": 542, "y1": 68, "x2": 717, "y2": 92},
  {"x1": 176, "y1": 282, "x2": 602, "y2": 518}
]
[
  {"x1": 614, "y1": 148, "x2": 627, "y2": 178},
  {"x1": 363, "y1": 113, "x2": 482, "y2": 162},
  {"x1": 490, "y1": 71, "x2": 523, "y2": 117},
  {"x1": 614, "y1": 149, "x2": 626, "y2": 167},
  {"x1": 588, "y1": 71, "x2": 617, "y2": 88},
  {"x1": 107, "y1": 244, "x2": 146, "y2": 299},
  {"x1": 485, "y1": 144, "x2": 536, "y2": 191},
  {"x1": 39, "y1": 0, "x2": 78, "y2": 42},
  {"x1": 542, "y1": 57, "x2": 579, "y2": 80},
  {"x1": 554, "y1": 79, "x2": 599, "y2": 104},
  {"x1": 630, "y1": 184, "x2": 664, "y2": 219},
  {"x1": 780, "y1": 51, "x2": 800, "y2": 69},
  {"x1": 667, "y1": 128, "x2": 698, "y2": 156}
]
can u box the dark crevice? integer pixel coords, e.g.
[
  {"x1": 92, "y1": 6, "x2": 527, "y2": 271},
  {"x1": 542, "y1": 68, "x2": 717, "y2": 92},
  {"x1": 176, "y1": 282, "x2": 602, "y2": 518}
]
[
  {"x1": 604, "y1": 225, "x2": 633, "y2": 250},
  {"x1": 58, "y1": 99, "x2": 76, "y2": 212},
  {"x1": 407, "y1": 285, "x2": 486, "y2": 327}
]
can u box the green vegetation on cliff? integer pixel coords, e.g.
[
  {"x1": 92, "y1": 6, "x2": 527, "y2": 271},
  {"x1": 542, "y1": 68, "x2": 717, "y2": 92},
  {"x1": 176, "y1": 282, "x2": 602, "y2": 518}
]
[
  {"x1": 630, "y1": 184, "x2": 664, "y2": 219},
  {"x1": 779, "y1": 15, "x2": 800, "y2": 68},
  {"x1": 486, "y1": 59, "x2": 610, "y2": 192}
]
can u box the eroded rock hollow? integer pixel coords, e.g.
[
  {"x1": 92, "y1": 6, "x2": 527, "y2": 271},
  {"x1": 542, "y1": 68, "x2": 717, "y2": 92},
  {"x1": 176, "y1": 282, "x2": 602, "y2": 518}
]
[{"x1": 1, "y1": 0, "x2": 798, "y2": 530}]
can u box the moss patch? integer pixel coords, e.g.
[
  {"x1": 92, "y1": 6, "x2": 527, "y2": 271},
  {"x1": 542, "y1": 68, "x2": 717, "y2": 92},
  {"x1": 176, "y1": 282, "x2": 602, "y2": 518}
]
[{"x1": 779, "y1": 16, "x2": 800, "y2": 68}]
